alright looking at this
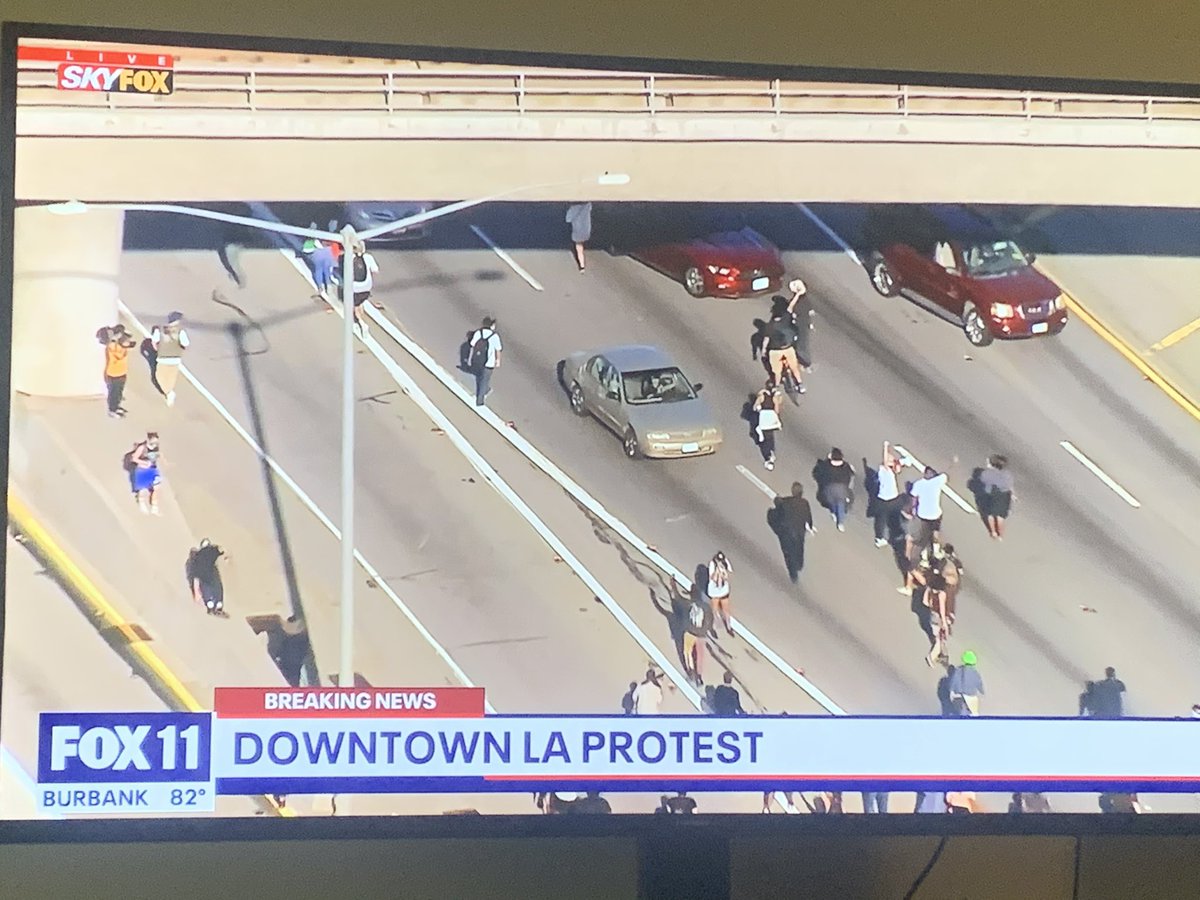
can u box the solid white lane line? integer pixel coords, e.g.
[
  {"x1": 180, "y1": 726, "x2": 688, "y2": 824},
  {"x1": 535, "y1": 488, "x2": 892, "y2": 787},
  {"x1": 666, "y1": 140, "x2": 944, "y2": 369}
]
[
  {"x1": 277, "y1": 253, "x2": 704, "y2": 711},
  {"x1": 356, "y1": 294, "x2": 847, "y2": 717},
  {"x1": 116, "y1": 298, "x2": 495, "y2": 713},
  {"x1": 795, "y1": 203, "x2": 862, "y2": 265},
  {"x1": 890, "y1": 444, "x2": 977, "y2": 514},
  {"x1": 736, "y1": 464, "x2": 778, "y2": 500},
  {"x1": 0, "y1": 745, "x2": 61, "y2": 818},
  {"x1": 469, "y1": 225, "x2": 545, "y2": 292},
  {"x1": 1059, "y1": 441, "x2": 1142, "y2": 508}
]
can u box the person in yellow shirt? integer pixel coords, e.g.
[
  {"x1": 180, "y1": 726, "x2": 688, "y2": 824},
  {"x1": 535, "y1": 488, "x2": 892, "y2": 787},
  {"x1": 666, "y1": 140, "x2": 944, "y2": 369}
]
[{"x1": 104, "y1": 325, "x2": 134, "y2": 418}]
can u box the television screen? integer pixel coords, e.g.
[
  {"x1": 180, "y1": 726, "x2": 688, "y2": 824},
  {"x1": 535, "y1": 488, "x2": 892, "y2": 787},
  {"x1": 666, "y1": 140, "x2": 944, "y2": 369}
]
[{"x1": 4, "y1": 29, "x2": 1200, "y2": 821}]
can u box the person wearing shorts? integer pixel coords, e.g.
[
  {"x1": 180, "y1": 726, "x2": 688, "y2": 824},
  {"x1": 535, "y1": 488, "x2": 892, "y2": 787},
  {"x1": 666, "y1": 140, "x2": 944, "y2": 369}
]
[
  {"x1": 680, "y1": 593, "x2": 714, "y2": 687},
  {"x1": 979, "y1": 454, "x2": 1014, "y2": 540},
  {"x1": 129, "y1": 432, "x2": 163, "y2": 515},
  {"x1": 706, "y1": 552, "x2": 734, "y2": 637}
]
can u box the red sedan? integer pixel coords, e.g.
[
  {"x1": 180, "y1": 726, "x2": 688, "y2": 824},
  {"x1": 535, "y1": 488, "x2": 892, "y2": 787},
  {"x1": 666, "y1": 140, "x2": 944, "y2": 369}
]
[{"x1": 604, "y1": 204, "x2": 787, "y2": 298}]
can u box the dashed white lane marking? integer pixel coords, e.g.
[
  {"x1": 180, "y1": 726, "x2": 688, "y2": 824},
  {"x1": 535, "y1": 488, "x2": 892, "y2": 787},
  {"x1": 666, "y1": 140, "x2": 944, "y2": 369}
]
[
  {"x1": 469, "y1": 225, "x2": 544, "y2": 292},
  {"x1": 890, "y1": 444, "x2": 977, "y2": 514},
  {"x1": 736, "y1": 464, "x2": 778, "y2": 500},
  {"x1": 1060, "y1": 441, "x2": 1141, "y2": 508}
]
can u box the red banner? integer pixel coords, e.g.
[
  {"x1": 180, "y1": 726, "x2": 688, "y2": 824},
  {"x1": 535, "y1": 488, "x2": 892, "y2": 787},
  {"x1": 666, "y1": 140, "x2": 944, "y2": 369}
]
[
  {"x1": 214, "y1": 687, "x2": 487, "y2": 719},
  {"x1": 19, "y1": 45, "x2": 175, "y2": 68}
]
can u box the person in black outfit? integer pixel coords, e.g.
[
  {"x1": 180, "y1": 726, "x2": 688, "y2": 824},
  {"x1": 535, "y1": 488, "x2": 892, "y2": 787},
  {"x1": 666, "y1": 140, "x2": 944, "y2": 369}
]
[
  {"x1": 187, "y1": 539, "x2": 228, "y2": 617},
  {"x1": 771, "y1": 483, "x2": 815, "y2": 582},
  {"x1": 1082, "y1": 667, "x2": 1126, "y2": 718},
  {"x1": 711, "y1": 670, "x2": 746, "y2": 715}
]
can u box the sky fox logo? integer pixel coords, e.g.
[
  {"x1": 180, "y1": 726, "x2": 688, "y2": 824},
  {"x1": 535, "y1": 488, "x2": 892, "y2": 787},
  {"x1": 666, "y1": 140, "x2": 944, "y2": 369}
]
[{"x1": 56, "y1": 63, "x2": 174, "y2": 94}]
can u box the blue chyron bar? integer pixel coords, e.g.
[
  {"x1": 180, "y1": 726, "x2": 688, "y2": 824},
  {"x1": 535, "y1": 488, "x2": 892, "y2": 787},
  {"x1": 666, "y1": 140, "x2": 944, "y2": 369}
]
[{"x1": 36, "y1": 709, "x2": 1200, "y2": 811}]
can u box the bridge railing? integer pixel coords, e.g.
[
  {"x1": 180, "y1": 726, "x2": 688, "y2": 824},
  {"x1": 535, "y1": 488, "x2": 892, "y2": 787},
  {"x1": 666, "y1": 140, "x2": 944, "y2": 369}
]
[{"x1": 15, "y1": 63, "x2": 1200, "y2": 122}]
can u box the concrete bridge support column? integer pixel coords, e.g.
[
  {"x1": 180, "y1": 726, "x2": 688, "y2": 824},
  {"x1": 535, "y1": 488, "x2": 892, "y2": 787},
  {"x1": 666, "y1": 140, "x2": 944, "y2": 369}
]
[{"x1": 11, "y1": 206, "x2": 125, "y2": 397}]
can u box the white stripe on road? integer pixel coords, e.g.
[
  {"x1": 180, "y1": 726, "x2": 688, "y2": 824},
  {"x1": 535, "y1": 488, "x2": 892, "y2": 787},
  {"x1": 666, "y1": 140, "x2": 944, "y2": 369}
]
[
  {"x1": 0, "y1": 744, "x2": 61, "y2": 818},
  {"x1": 356, "y1": 297, "x2": 846, "y2": 717},
  {"x1": 795, "y1": 203, "x2": 862, "y2": 265},
  {"x1": 890, "y1": 444, "x2": 976, "y2": 514},
  {"x1": 469, "y1": 225, "x2": 545, "y2": 292},
  {"x1": 116, "y1": 298, "x2": 495, "y2": 714},
  {"x1": 278, "y1": 252, "x2": 703, "y2": 711},
  {"x1": 736, "y1": 464, "x2": 778, "y2": 500},
  {"x1": 1059, "y1": 441, "x2": 1142, "y2": 508}
]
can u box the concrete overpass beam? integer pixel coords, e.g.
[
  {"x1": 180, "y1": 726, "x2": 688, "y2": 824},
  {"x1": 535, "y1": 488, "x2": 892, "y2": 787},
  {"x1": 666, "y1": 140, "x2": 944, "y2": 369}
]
[{"x1": 12, "y1": 206, "x2": 125, "y2": 397}]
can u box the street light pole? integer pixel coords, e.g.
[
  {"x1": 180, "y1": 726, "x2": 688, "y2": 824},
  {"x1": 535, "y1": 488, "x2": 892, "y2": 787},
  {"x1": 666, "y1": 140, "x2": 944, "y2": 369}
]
[{"x1": 338, "y1": 224, "x2": 358, "y2": 690}]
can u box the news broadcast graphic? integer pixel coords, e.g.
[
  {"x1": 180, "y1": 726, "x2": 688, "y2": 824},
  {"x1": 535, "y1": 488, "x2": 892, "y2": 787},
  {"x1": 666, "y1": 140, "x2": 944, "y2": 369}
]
[
  {"x1": 37, "y1": 712, "x2": 215, "y2": 815},
  {"x1": 34, "y1": 690, "x2": 1200, "y2": 810}
]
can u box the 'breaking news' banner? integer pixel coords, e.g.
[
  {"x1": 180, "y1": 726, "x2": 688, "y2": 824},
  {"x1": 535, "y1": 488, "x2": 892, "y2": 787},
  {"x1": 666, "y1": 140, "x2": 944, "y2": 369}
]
[{"x1": 35, "y1": 687, "x2": 1200, "y2": 815}]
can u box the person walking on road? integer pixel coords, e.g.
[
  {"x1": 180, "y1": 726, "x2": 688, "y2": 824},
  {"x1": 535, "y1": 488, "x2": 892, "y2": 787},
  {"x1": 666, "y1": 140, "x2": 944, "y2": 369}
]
[
  {"x1": 187, "y1": 538, "x2": 229, "y2": 618},
  {"x1": 753, "y1": 385, "x2": 782, "y2": 471},
  {"x1": 621, "y1": 681, "x2": 638, "y2": 715},
  {"x1": 150, "y1": 312, "x2": 189, "y2": 407},
  {"x1": 349, "y1": 242, "x2": 379, "y2": 335},
  {"x1": 129, "y1": 431, "x2": 164, "y2": 515},
  {"x1": 680, "y1": 591, "x2": 714, "y2": 687},
  {"x1": 910, "y1": 465, "x2": 948, "y2": 545},
  {"x1": 814, "y1": 448, "x2": 854, "y2": 532},
  {"x1": 308, "y1": 239, "x2": 336, "y2": 297},
  {"x1": 979, "y1": 454, "x2": 1015, "y2": 540},
  {"x1": 873, "y1": 442, "x2": 905, "y2": 548},
  {"x1": 753, "y1": 294, "x2": 806, "y2": 393},
  {"x1": 862, "y1": 791, "x2": 890, "y2": 814},
  {"x1": 565, "y1": 201, "x2": 593, "y2": 271},
  {"x1": 706, "y1": 552, "x2": 735, "y2": 636},
  {"x1": 1081, "y1": 667, "x2": 1126, "y2": 719},
  {"x1": 772, "y1": 483, "x2": 815, "y2": 582},
  {"x1": 913, "y1": 540, "x2": 963, "y2": 667},
  {"x1": 711, "y1": 671, "x2": 746, "y2": 716},
  {"x1": 103, "y1": 325, "x2": 134, "y2": 418},
  {"x1": 468, "y1": 317, "x2": 503, "y2": 407},
  {"x1": 632, "y1": 669, "x2": 663, "y2": 715},
  {"x1": 948, "y1": 650, "x2": 984, "y2": 716}
]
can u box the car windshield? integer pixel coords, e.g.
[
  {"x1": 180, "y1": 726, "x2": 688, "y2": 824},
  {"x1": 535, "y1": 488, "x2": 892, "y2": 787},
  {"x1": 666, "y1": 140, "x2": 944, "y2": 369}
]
[
  {"x1": 962, "y1": 240, "x2": 1030, "y2": 277},
  {"x1": 622, "y1": 367, "x2": 696, "y2": 404}
]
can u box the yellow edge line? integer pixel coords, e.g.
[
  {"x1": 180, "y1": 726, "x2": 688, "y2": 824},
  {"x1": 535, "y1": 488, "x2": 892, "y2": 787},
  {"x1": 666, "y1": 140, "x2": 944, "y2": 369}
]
[
  {"x1": 7, "y1": 489, "x2": 296, "y2": 818},
  {"x1": 1037, "y1": 271, "x2": 1200, "y2": 425},
  {"x1": 1150, "y1": 315, "x2": 1200, "y2": 352}
]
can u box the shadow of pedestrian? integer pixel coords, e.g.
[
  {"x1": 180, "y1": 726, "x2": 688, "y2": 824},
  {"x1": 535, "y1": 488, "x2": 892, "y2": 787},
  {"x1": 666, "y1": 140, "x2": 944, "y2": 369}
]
[
  {"x1": 861, "y1": 455, "x2": 879, "y2": 522},
  {"x1": 554, "y1": 359, "x2": 570, "y2": 395},
  {"x1": 137, "y1": 337, "x2": 162, "y2": 396},
  {"x1": 967, "y1": 467, "x2": 991, "y2": 531},
  {"x1": 649, "y1": 579, "x2": 692, "y2": 672},
  {"x1": 937, "y1": 664, "x2": 960, "y2": 716},
  {"x1": 910, "y1": 586, "x2": 934, "y2": 644},
  {"x1": 739, "y1": 393, "x2": 760, "y2": 444},
  {"x1": 248, "y1": 614, "x2": 314, "y2": 687}
]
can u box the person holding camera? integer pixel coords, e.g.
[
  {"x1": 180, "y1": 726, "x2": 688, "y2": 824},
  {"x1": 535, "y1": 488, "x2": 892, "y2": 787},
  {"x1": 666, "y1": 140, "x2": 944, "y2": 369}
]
[{"x1": 104, "y1": 324, "x2": 135, "y2": 418}]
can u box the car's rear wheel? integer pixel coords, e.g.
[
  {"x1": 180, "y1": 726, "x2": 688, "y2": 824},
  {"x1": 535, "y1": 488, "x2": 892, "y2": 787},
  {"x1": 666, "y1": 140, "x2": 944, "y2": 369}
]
[
  {"x1": 869, "y1": 254, "x2": 899, "y2": 297},
  {"x1": 569, "y1": 382, "x2": 588, "y2": 417},
  {"x1": 623, "y1": 428, "x2": 642, "y2": 459},
  {"x1": 683, "y1": 267, "x2": 707, "y2": 297},
  {"x1": 962, "y1": 302, "x2": 994, "y2": 347}
]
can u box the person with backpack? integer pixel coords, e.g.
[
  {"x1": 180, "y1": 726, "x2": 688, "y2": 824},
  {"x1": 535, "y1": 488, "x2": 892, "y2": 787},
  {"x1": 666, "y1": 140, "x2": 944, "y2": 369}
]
[
  {"x1": 706, "y1": 551, "x2": 735, "y2": 636},
  {"x1": 679, "y1": 589, "x2": 714, "y2": 687},
  {"x1": 103, "y1": 324, "x2": 135, "y2": 418},
  {"x1": 468, "y1": 316, "x2": 503, "y2": 407},
  {"x1": 752, "y1": 383, "x2": 783, "y2": 471},
  {"x1": 150, "y1": 312, "x2": 189, "y2": 407},
  {"x1": 348, "y1": 241, "x2": 379, "y2": 335},
  {"x1": 128, "y1": 431, "x2": 164, "y2": 515},
  {"x1": 188, "y1": 538, "x2": 229, "y2": 618},
  {"x1": 753, "y1": 285, "x2": 808, "y2": 393}
]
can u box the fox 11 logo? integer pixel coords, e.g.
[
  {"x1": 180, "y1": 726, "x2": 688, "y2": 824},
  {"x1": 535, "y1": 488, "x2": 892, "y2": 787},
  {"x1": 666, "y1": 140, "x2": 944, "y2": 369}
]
[{"x1": 38, "y1": 712, "x2": 211, "y2": 783}]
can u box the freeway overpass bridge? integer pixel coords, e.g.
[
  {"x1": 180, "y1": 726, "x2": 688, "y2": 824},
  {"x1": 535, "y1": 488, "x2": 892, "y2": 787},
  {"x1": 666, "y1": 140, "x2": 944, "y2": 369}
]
[
  {"x1": 11, "y1": 46, "x2": 1200, "y2": 397},
  {"x1": 14, "y1": 52, "x2": 1200, "y2": 205}
]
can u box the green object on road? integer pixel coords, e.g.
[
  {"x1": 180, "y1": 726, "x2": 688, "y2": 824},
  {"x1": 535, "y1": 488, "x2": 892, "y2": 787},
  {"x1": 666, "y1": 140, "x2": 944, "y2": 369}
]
[{"x1": 961, "y1": 650, "x2": 977, "y2": 666}]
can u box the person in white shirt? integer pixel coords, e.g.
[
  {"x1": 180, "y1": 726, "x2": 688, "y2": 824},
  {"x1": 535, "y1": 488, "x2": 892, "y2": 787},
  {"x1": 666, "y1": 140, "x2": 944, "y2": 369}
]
[
  {"x1": 899, "y1": 465, "x2": 948, "y2": 595},
  {"x1": 632, "y1": 669, "x2": 663, "y2": 715},
  {"x1": 873, "y1": 441, "x2": 905, "y2": 548},
  {"x1": 150, "y1": 312, "x2": 190, "y2": 407},
  {"x1": 753, "y1": 383, "x2": 782, "y2": 470},
  {"x1": 706, "y1": 551, "x2": 734, "y2": 637},
  {"x1": 348, "y1": 242, "x2": 380, "y2": 335},
  {"x1": 468, "y1": 316, "x2": 503, "y2": 406}
]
